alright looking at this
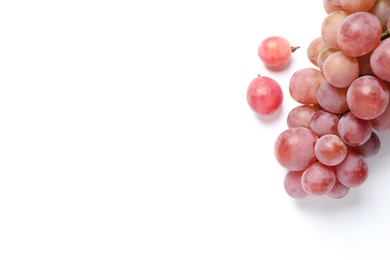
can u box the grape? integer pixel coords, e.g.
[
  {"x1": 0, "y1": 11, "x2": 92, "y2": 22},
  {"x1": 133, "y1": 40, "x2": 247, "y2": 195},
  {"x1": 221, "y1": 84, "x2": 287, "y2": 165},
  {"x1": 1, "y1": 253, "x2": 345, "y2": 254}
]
[
  {"x1": 347, "y1": 75, "x2": 390, "y2": 120},
  {"x1": 310, "y1": 110, "x2": 339, "y2": 137},
  {"x1": 340, "y1": 0, "x2": 377, "y2": 13},
  {"x1": 370, "y1": 96, "x2": 390, "y2": 131},
  {"x1": 301, "y1": 162, "x2": 336, "y2": 196},
  {"x1": 289, "y1": 68, "x2": 326, "y2": 105},
  {"x1": 316, "y1": 80, "x2": 349, "y2": 114},
  {"x1": 315, "y1": 134, "x2": 347, "y2": 166},
  {"x1": 338, "y1": 112, "x2": 372, "y2": 146},
  {"x1": 246, "y1": 75, "x2": 283, "y2": 116},
  {"x1": 274, "y1": 127, "x2": 319, "y2": 171},
  {"x1": 348, "y1": 132, "x2": 381, "y2": 158},
  {"x1": 284, "y1": 170, "x2": 308, "y2": 199},
  {"x1": 258, "y1": 36, "x2": 297, "y2": 68},
  {"x1": 323, "y1": 0, "x2": 344, "y2": 14},
  {"x1": 337, "y1": 11, "x2": 382, "y2": 57},
  {"x1": 321, "y1": 10, "x2": 349, "y2": 49},
  {"x1": 327, "y1": 178, "x2": 350, "y2": 199},
  {"x1": 322, "y1": 50, "x2": 359, "y2": 88},
  {"x1": 307, "y1": 37, "x2": 330, "y2": 67},
  {"x1": 334, "y1": 150, "x2": 369, "y2": 188},
  {"x1": 370, "y1": 38, "x2": 390, "y2": 82},
  {"x1": 287, "y1": 105, "x2": 320, "y2": 129},
  {"x1": 369, "y1": 0, "x2": 390, "y2": 32}
]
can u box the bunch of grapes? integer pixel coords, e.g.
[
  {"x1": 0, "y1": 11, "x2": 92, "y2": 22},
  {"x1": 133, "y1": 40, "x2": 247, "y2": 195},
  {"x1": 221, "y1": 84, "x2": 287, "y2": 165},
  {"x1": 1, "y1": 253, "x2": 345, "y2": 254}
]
[{"x1": 247, "y1": 0, "x2": 390, "y2": 199}]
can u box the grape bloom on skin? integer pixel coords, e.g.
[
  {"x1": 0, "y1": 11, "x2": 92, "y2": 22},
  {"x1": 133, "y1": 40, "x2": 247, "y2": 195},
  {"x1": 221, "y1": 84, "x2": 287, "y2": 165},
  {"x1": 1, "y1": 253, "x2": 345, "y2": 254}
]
[
  {"x1": 258, "y1": 36, "x2": 299, "y2": 68},
  {"x1": 246, "y1": 75, "x2": 283, "y2": 116}
]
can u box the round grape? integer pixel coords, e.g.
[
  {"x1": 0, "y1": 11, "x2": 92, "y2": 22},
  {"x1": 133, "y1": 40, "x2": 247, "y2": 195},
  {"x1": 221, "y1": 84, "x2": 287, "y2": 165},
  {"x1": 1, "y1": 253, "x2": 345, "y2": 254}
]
[{"x1": 258, "y1": 36, "x2": 295, "y2": 68}]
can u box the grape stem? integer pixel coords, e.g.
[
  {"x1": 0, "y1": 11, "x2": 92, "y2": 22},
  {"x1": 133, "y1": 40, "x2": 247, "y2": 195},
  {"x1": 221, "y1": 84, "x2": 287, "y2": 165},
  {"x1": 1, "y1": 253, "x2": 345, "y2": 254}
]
[
  {"x1": 291, "y1": 46, "x2": 300, "y2": 53},
  {"x1": 381, "y1": 31, "x2": 389, "y2": 41}
]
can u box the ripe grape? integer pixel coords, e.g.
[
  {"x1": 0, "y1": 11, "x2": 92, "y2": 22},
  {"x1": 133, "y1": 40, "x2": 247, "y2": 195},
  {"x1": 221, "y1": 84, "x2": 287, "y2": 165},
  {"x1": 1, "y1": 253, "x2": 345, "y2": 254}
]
[
  {"x1": 340, "y1": 0, "x2": 376, "y2": 13},
  {"x1": 369, "y1": 0, "x2": 390, "y2": 32},
  {"x1": 316, "y1": 47, "x2": 338, "y2": 71},
  {"x1": 258, "y1": 36, "x2": 296, "y2": 68},
  {"x1": 347, "y1": 75, "x2": 390, "y2": 120},
  {"x1": 284, "y1": 170, "x2": 308, "y2": 199},
  {"x1": 246, "y1": 76, "x2": 283, "y2": 116},
  {"x1": 289, "y1": 68, "x2": 326, "y2": 105},
  {"x1": 322, "y1": 51, "x2": 359, "y2": 88},
  {"x1": 370, "y1": 38, "x2": 390, "y2": 82},
  {"x1": 334, "y1": 150, "x2": 369, "y2": 188},
  {"x1": 301, "y1": 162, "x2": 336, "y2": 196},
  {"x1": 307, "y1": 37, "x2": 330, "y2": 67},
  {"x1": 327, "y1": 178, "x2": 350, "y2": 199},
  {"x1": 321, "y1": 10, "x2": 349, "y2": 49},
  {"x1": 314, "y1": 134, "x2": 347, "y2": 166},
  {"x1": 338, "y1": 112, "x2": 372, "y2": 146},
  {"x1": 323, "y1": 0, "x2": 344, "y2": 14},
  {"x1": 316, "y1": 80, "x2": 349, "y2": 114},
  {"x1": 337, "y1": 11, "x2": 382, "y2": 57},
  {"x1": 310, "y1": 110, "x2": 339, "y2": 137},
  {"x1": 348, "y1": 132, "x2": 381, "y2": 158},
  {"x1": 274, "y1": 127, "x2": 319, "y2": 171}
]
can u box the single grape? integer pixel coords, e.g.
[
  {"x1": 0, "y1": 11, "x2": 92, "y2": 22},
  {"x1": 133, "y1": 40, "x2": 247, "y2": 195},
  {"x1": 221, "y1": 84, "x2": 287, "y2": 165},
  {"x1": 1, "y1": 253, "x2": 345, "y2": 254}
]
[
  {"x1": 258, "y1": 36, "x2": 297, "y2": 68},
  {"x1": 371, "y1": 96, "x2": 390, "y2": 131},
  {"x1": 307, "y1": 37, "x2": 330, "y2": 67},
  {"x1": 334, "y1": 150, "x2": 369, "y2": 188},
  {"x1": 246, "y1": 75, "x2": 283, "y2": 116},
  {"x1": 321, "y1": 10, "x2": 349, "y2": 49},
  {"x1": 301, "y1": 162, "x2": 336, "y2": 196},
  {"x1": 347, "y1": 75, "x2": 390, "y2": 120},
  {"x1": 274, "y1": 127, "x2": 319, "y2": 171},
  {"x1": 287, "y1": 105, "x2": 320, "y2": 129},
  {"x1": 315, "y1": 134, "x2": 347, "y2": 166},
  {"x1": 370, "y1": 38, "x2": 390, "y2": 82},
  {"x1": 289, "y1": 68, "x2": 326, "y2": 105},
  {"x1": 310, "y1": 110, "x2": 340, "y2": 137},
  {"x1": 338, "y1": 112, "x2": 372, "y2": 146},
  {"x1": 284, "y1": 170, "x2": 308, "y2": 199},
  {"x1": 322, "y1": 50, "x2": 359, "y2": 88},
  {"x1": 327, "y1": 178, "x2": 350, "y2": 199},
  {"x1": 340, "y1": 0, "x2": 376, "y2": 13},
  {"x1": 316, "y1": 80, "x2": 349, "y2": 114},
  {"x1": 337, "y1": 11, "x2": 382, "y2": 57}
]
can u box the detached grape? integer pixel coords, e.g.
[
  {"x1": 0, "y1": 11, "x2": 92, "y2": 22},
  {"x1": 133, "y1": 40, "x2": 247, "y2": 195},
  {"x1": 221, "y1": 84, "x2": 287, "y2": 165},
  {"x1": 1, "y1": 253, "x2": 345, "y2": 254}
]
[{"x1": 258, "y1": 36, "x2": 298, "y2": 68}]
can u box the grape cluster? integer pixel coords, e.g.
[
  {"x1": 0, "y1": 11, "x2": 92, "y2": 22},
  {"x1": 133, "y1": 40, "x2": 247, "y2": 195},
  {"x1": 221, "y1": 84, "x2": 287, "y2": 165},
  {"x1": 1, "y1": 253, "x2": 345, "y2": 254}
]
[{"x1": 248, "y1": 0, "x2": 390, "y2": 199}]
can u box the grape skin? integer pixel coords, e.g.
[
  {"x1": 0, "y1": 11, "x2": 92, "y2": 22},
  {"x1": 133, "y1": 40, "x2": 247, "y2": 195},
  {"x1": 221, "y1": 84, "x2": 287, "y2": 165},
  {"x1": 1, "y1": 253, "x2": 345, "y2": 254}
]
[
  {"x1": 347, "y1": 75, "x2": 390, "y2": 120},
  {"x1": 301, "y1": 162, "x2": 336, "y2": 196},
  {"x1": 287, "y1": 105, "x2": 320, "y2": 129},
  {"x1": 370, "y1": 38, "x2": 390, "y2": 82},
  {"x1": 322, "y1": 51, "x2": 359, "y2": 88},
  {"x1": 310, "y1": 110, "x2": 339, "y2": 137},
  {"x1": 289, "y1": 68, "x2": 326, "y2": 105},
  {"x1": 337, "y1": 11, "x2": 382, "y2": 57},
  {"x1": 316, "y1": 80, "x2": 349, "y2": 114},
  {"x1": 321, "y1": 11, "x2": 349, "y2": 49},
  {"x1": 338, "y1": 112, "x2": 372, "y2": 146},
  {"x1": 348, "y1": 132, "x2": 381, "y2": 158},
  {"x1": 258, "y1": 36, "x2": 292, "y2": 68},
  {"x1": 323, "y1": 0, "x2": 344, "y2": 14},
  {"x1": 334, "y1": 150, "x2": 369, "y2": 188},
  {"x1": 327, "y1": 178, "x2": 350, "y2": 199},
  {"x1": 307, "y1": 37, "x2": 330, "y2": 67},
  {"x1": 274, "y1": 127, "x2": 319, "y2": 171},
  {"x1": 369, "y1": 0, "x2": 390, "y2": 32},
  {"x1": 284, "y1": 170, "x2": 308, "y2": 199},
  {"x1": 246, "y1": 76, "x2": 283, "y2": 116},
  {"x1": 340, "y1": 0, "x2": 377, "y2": 13}
]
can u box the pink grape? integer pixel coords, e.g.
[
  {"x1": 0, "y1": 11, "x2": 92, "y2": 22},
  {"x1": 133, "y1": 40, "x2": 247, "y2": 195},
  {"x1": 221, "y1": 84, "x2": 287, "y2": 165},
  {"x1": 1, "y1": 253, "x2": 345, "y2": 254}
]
[
  {"x1": 327, "y1": 178, "x2": 350, "y2": 199},
  {"x1": 274, "y1": 127, "x2": 319, "y2": 171},
  {"x1": 321, "y1": 10, "x2": 349, "y2": 49},
  {"x1": 246, "y1": 76, "x2": 283, "y2": 116},
  {"x1": 370, "y1": 38, "x2": 390, "y2": 82},
  {"x1": 314, "y1": 134, "x2": 347, "y2": 166},
  {"x1": 337, "y1": 11, "x2": 382, "y2": 57},
  {"x1": 316, "y1": 47, "x2": 338, "y2": 72},
  {"x1": 310, "y1": 110, "x2": 340, "y2": 137},
  {"x1": 301, "y1": 162, "x2": 336, "y2": 196},
  {"x1": 347, "y1": 75, "x2": 390, "y2": 120},
  {"x1": 371, "y1": 96, "x2": 390, "y2": 132},
  {"x1": 322, "y1": 51, "x2": 359, "y2": 88},
  {"x1": 284, "y1": 170, "x2": 308, "y2": 199},
  {"x1": 287, "y1": 105, "x2": 320, "y2": 129},
  {"x1": 338, "y1": 112, "x2": 372, "y2": 146},
  {"x1": 316, "y1": 80, "x2": 349, "y2": 114},
  {"x1": 334, "y1": 150, "x2": 369, "y2": 187},
  {"x1": 258, "y1": 36, "x2": 295, "y2": 68},
  {"x1": 289, "y1": 68, "x2": 326, "y2": 105}
]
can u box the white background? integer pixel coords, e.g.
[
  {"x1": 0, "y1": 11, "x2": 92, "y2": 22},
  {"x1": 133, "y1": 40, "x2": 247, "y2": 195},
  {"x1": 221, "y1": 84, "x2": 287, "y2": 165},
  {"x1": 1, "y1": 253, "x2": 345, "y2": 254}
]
[{"x1": 1, "y1": 0, "x2": 390, "y2": 259}]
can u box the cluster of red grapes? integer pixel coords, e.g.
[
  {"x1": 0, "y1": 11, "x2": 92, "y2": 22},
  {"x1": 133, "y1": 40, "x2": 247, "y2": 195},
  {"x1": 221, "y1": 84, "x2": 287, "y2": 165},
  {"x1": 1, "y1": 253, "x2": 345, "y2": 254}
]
[{"x1": 246, "y1": 0, "x2": 390, "y2": 199}]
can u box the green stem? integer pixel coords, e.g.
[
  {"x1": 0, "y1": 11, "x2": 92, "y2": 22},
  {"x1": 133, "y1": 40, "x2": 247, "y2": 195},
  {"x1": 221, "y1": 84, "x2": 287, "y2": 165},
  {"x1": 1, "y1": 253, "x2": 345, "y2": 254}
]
[{"x1": 381, "y1": 31, "x2": 389, "y2": 41}]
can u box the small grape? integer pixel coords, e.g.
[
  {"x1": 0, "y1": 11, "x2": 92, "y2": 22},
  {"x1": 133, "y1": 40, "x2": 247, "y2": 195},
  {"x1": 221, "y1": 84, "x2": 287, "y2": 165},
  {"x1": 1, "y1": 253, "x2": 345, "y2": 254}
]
[
  {"x1": 314, "y1": 134, "x2": 347, "y2": 166},
  {"x1": 246, "y1": 75, "x2": 283, "y2": 116},
  {"x1": 327, "y1": 178, "x2": 350, "y2": 199},
  {"x1": 301, "y1": 162, "x2": 336, "y2": 196},
  {"x1": 338, "y1": 112, "x2": 372, "y2": 146},
  {"x1": 287, "y1": 105, "x2": 320, "y2": 129},
  {"x1": 370, "y1": 38, "x2": 390, "y2": 82},
  {"x1": 316, "y1": 80, "x2": 349, "y2": 114},
  {"x1": 334, "y1": 150, "x2": 369, "y2": 188},
  {"x1": 348, "y1": 131, "x2": 381, "y2": 158},
  {"x1": 321, "y1": 10, "x2": 349, "y2": 49},
  {"x1": 310, "y1": 110, "x2": 340, "y2": 137},
  {"x1": 289, "y1": 68, "x2": 326, "y2": 105},
  {"x1": 258, "y1": 36, "x2": 298, "y2": 68},
  {"x1": 307, "y1": 37, "x2": 330, "y2": 67},
  {"x1": 284, "y1": 170, "x2": 308, "y2": 199}
]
